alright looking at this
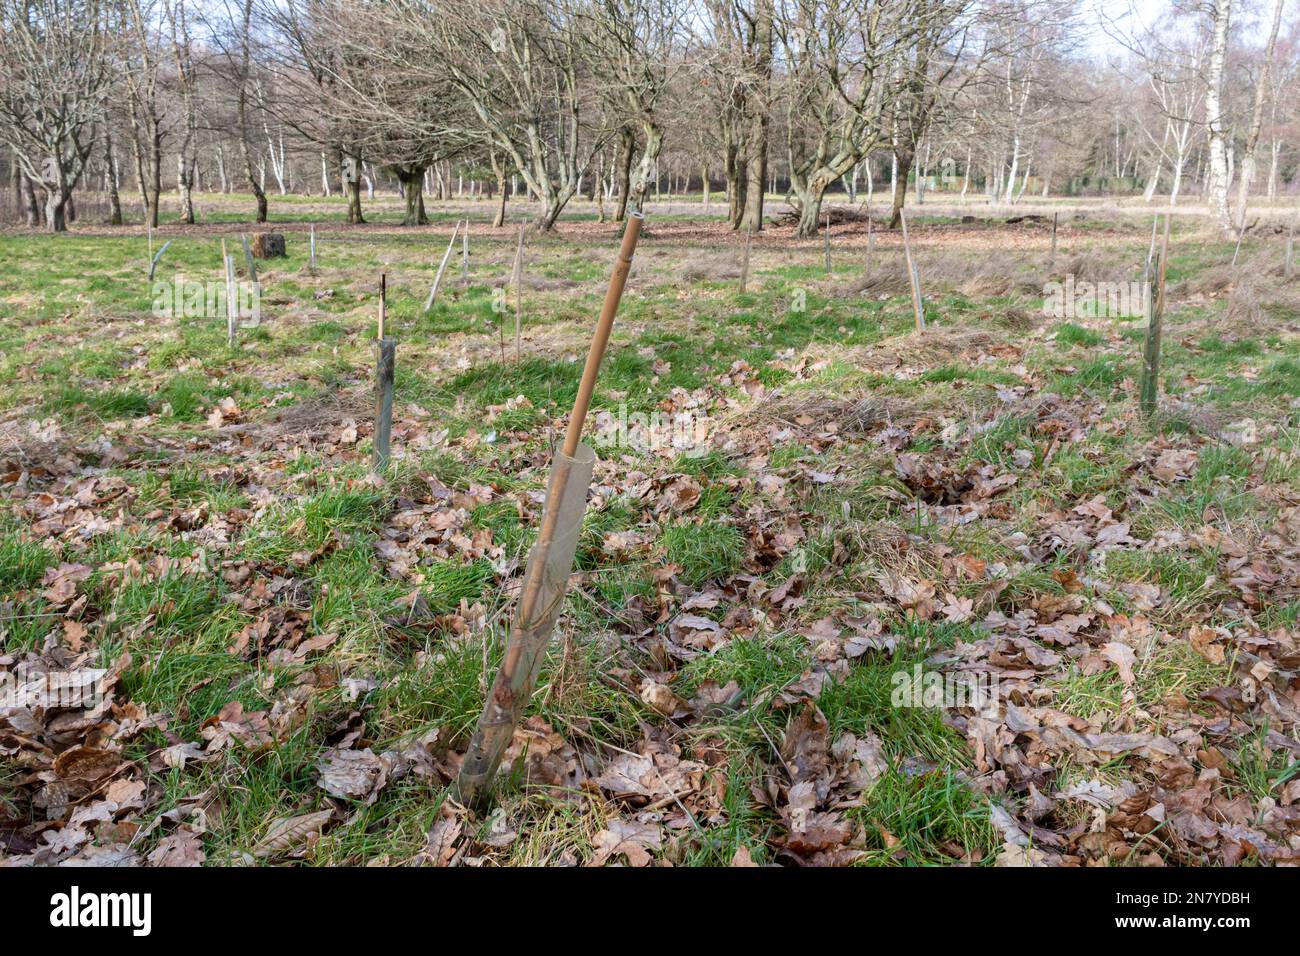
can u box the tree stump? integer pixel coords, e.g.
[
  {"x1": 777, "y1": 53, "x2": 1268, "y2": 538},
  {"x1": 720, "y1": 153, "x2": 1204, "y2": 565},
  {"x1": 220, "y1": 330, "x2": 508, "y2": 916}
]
[{"x1": 251, "y1": 233, "x2": 286, "y2": 258}]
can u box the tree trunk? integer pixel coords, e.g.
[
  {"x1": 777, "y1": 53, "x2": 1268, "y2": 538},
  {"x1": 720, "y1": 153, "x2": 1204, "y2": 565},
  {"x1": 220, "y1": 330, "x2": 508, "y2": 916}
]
[
  {"x1": 396, "y1": 166, "x2": 428, "y2": 226},
  {"x1": 614, "y1": 127, "x2": 634, "y2": 222},
  {"x1": 628, "y1": 123, "x2": 663, "y2": 216},
  {"x1": 43, "y1": 186, "x2": 69, "y2": 232},
  {"x1": 1233, "y1": 0, "x2": 1284, "y2": 232},
  {"x1": 791, "y1": 178, "x2": 828, "y2": 238},
  {"x1": 724, "y1": 142, "x2": 746, "y2": 229},
  {"x1": 889, "y1": 149, "x2": 913, "y2": 228},
  {"x1": 177, "y1": 151, "x2": 195, "y2": 224},
  {"x1": 105, "y1": 134, "x2": 122, "y2": 226},
  {"x1": 740, "y1": 0, "x2": 772, "y2": 232},
  {"x1": 22, "y1": 171, "x2": 40, "y2": 226},
  {"x1": 343, "y1": 152, "x2": 365, "y2": 224},
  {"x1": 491, "y1": 151, "x2": 507, "y2": 228},
  {"x1": 1205, "y1": 0, "x2": 1234, "y2": 236}
]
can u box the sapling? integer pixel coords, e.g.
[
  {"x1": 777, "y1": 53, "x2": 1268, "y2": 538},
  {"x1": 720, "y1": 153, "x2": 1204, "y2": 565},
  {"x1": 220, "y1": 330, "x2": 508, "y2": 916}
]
[
  {"x1": 899, "y1": 209, "x2": 925, "y2": 331},
  {"x1": 1140, "y1": 214, "x2": 1170, "y2": 418},
  {"x1": 454, "y1": 214, "x2": 646, "y2": 809},
  {"x1": 373, "y1": 273, "x2": 395, "y2": 472},
  {"x1": 461, "y1": 219, "x2": 470, "y2": 285}
]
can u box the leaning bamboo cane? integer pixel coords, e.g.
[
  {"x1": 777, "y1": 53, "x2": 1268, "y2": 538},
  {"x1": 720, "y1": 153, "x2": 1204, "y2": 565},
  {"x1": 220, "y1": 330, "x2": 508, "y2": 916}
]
[
  {"x1": 899, "y1": 209, "x2": 925, "y2": 332},
  {"x1": 454, "y1": 213, "x2": 645, "y2": 809},
  {"x1": 512, "y1": 219, "x2": 526, "y2": 363},
  {"x1": 424, "y1": 220, "x2": 461, "y2": 312}
]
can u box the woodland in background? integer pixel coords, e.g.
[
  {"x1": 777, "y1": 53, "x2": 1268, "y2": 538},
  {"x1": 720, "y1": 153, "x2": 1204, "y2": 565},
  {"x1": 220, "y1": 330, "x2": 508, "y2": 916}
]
[{"x1": 0, "y1": 0, "x2": 1297, "y2": 238}]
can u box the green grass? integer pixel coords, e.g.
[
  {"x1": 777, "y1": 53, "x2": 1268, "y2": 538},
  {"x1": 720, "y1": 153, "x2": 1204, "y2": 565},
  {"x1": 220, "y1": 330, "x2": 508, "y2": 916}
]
[{"x1": 661, "y1": 521, "x2": 745, "y2": 587}]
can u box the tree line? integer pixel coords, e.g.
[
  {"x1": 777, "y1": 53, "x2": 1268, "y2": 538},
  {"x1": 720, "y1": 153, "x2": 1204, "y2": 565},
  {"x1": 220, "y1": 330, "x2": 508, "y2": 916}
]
[{"x1": 0, "y1": 0, "x2": 1294, "y2": 236}]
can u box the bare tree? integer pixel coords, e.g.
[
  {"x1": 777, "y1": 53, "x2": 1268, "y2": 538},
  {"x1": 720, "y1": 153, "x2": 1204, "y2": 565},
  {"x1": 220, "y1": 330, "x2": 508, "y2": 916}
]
[
  {"x1": 582, "y1": 0, "x2": 687, "y2": 217},
  {"x1": 1234, "y1": 0, "x2": 1286, "y2": 229},
  {"x1": 778, "y1": 0, "x2": 917, "y2": 237},
  {"x1": 0, "y1": 0, "x2": 115, "y2": 231}
]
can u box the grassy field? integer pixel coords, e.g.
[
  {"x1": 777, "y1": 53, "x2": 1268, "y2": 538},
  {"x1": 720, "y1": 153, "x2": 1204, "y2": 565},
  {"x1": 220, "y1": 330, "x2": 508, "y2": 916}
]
[{"x1": 1, "y1": 192, "x2": 1298, "y2": 866}]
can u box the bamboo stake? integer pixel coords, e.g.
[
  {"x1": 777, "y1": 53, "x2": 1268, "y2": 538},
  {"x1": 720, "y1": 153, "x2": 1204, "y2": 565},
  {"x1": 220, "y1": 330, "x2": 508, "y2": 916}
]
[
  {"x1": 512, "y1": 219, "x2": 526, "y2": 363},
  {"x1": 221, "y1": 239, "x2": 236, "y2": 347},
  {"x1": 424, "y1": 220, "x2": 460, "y2": 311},
  {"x1": 454, "y1": 213, "x2": 645, "y2": 809},
  {"x1": 740, "y1": 224, "x2": 752, "y2": 293},
  {"x1": 240, "y1": 233, "x2": 259, "y2": 288},
  {"x1": 1287, "y1": 212, "x2": 1297, "y2": 280},
  {"x1": 461, "y1": 218, "x2": 470, "y2": 285},
  {"x1": 1231, "y1": 218, "x2": 1246, "y2": 267},
  {"x1": 823, "y1": 212, "x2": 831, "y2": 273},
  {"x1": 1140, "y1": 215, "x2": 1170, "y2": 418},
  {"x1": 899, "y1": 209, "x2": 924, "y2": 332},
  {"x1": 374, "y1": 273, "x2": 395, "y2": 473},
  {"x1": 865, "y1": 214, "x2": 874, "y2": 276}
]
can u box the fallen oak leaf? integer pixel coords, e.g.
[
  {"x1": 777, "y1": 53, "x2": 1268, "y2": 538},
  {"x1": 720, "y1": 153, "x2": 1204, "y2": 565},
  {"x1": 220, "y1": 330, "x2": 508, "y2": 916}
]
[{"x1": 252, "y1": 810, "x2": 334, "y2": 859}]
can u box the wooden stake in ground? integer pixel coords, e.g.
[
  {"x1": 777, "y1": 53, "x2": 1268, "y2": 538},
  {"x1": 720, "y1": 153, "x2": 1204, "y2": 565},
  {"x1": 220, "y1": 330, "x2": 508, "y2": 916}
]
[
  {"x1": 1286, "y1": 212, "x2": 1296, "y2": 280},
  {"x1": 1049, "y1": 212, "x2": 1059, "y2": 267},
  {"x1": 865, "y1": 214, "x2": 874, "y2": 276},
  {"x1": 740, "y1": 225, "x2": 752, "y2": 294},
  {"x1": 461, "y1": 219, "x2": 470, "y2": 285},
  {"x1": 899, "y1": 209, "x2": 925, "y2": 332},
  {"x1": 1231, "y1": 218, "x2": 1246, "y2": 267},
  {"x1": 221, "y1": 239, "x2": 237, "y2": 347},
  {"x1": 454, "y1": 213, "x2": 646, "y2": 809},
  {"x1": 309, "y1": 223, "x2": 317, "y2": 274},
  {"x1": 823, "y1": 212, "x2": 831, "y2": 273},
  {"x1": 240, "y1": 233, "x2": 259, "y2": 287},
  {"x1": 511, "y1": 219, "x2": 526, "y2": 363},
  {"x1": 1140, "y1": 215, "x2": 1170, "y2": 418},
  {"x1": 424, "y1": 220, "x2": 460, "y2": 312},
  {"x1": 373, "y1": 273, "x2": 395, "y2": 472}
]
